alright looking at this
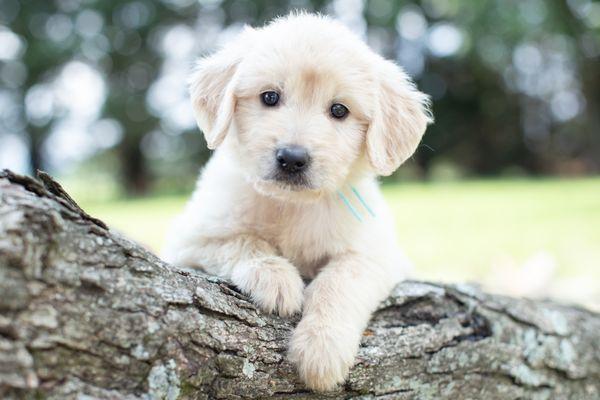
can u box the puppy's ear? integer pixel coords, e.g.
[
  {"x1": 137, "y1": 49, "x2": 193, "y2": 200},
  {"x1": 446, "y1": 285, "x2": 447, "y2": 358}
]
[
  {"x1": 189, "y1": 27, "x2": 255, "y2": 149},
  {"x1": 366, "y1": 59, "x2": 432, "y2": 176}
]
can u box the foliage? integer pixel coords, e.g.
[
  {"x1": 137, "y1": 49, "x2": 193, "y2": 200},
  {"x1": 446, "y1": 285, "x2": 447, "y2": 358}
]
[{"x1": 0, "y1": 0, "x2": 599, "y2": 192}]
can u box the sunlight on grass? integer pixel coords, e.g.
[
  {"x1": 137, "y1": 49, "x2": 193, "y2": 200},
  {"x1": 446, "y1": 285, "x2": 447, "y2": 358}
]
[
  {"x1": 79, "y1": 195, "x2": 186, "y2": 254},
  {"x1": 77, "y1": 177, "x2": 600, "y2": 309},
  {"x1": 383, "y1": 179, "x2": 600, "y2": 281}
]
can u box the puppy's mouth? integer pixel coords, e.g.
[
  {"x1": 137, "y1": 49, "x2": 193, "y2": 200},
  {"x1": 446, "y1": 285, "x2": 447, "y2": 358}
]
[
  {"x1": 252, "y1": 172, "x2": 322, "y2": 202},
  {"x1": 267, "y1": 170, "x2": 313, "y2": 190}
]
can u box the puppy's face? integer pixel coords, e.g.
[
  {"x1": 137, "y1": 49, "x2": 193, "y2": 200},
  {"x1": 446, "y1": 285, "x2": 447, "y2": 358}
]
[
  {"x1": 233, "y1": 45, "x2": 375, "y2": 198},
  {"x1": 190, "y1": 14, "x2": 431, "y2": 201}
]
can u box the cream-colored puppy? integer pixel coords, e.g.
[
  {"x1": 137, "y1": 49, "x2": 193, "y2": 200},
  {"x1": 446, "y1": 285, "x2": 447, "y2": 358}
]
[{"x1": 163, "y1": 13, "x2": 431, "y2": 391}]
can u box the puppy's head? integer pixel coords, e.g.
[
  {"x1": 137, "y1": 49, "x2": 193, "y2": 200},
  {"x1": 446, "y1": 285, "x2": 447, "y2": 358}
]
[{"x1": 190, "y1": 13, "x2": 431, "y2": 201}]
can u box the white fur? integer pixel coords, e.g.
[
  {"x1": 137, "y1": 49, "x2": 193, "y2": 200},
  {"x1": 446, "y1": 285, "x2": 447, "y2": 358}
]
[{"x1": 163, "y1": 13, "x2": 431, "y2": 392}]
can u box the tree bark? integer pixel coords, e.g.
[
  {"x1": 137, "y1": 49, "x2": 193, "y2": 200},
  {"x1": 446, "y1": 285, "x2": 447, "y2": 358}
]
[{"x1": 1, "y1": 170, "x2": 599, "y2": 400}]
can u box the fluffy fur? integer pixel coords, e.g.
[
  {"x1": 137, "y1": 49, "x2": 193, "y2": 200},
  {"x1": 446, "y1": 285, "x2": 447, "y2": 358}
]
[{"x1": 162, "y1": 13, "x2": 431, "y2": 391}]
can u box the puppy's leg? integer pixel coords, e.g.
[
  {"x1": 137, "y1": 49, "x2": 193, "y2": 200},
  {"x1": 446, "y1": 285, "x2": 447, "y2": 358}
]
[
  {"x1": 288, "y1": 254, "x2": 397, "y2": 391},
  {"x1": 167, "y1": 234, "x2": 305, "y2": 317}
]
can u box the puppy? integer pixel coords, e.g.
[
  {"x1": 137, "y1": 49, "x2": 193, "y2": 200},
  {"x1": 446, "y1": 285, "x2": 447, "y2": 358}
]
[{"x1": 162, "y1": 13, "x2": 431, "y2": 391}]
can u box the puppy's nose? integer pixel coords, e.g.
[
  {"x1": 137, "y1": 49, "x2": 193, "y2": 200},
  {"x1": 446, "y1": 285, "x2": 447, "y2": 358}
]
[{"x1": 276, "y1": 146, "x2": 310, "y2": 173}]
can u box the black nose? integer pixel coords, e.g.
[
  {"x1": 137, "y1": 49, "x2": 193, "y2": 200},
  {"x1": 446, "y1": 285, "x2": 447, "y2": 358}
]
[{"x1": 276, "y1": 146, "x2": 310, "y2": 173}]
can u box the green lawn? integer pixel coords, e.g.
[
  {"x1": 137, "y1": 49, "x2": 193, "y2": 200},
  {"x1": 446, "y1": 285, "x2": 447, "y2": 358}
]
[{"x1": 76, "y1": 177, "x2": 600, "y2": 308}]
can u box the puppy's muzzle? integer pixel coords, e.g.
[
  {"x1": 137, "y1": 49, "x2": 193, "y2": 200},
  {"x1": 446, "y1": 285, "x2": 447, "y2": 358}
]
[{"x1": 273, "y1": 145, "x2": 311, "y2": 186}]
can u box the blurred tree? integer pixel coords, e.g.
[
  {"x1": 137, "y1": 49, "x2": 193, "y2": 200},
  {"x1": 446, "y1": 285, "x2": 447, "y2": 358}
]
[
  {"x1": 8, "y1": 1, "x2": 70, "y2": 172},
  {"x1": 368, "y1": 0, "x2": 600, "y2": 177},
  {"x1": 93, "y1": 0, "x2": 195, "y2": 193}
]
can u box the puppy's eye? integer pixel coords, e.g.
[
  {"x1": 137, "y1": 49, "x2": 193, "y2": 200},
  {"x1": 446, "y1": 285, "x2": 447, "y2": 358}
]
[
  {"x1": 330, "y1": 103, "x2": 349, "y2": 119},
  {"x1": 261, "y1": 91, "x2": 280, "y2": 106}
]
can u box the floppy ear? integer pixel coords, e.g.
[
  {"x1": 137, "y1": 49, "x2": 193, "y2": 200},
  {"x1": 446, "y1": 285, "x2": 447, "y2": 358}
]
[
  {"x1": 189, "y1": 27, "x2": 254, "y2": 149},
  {"x1": 366, "y1": 59, "x2": 432, "y2": 176}
]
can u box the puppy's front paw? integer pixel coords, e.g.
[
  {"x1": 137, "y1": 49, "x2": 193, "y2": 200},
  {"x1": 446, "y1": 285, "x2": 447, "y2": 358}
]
[
  {"x1": 288, "y1": 320, "x2": 357, "y2": 392},
  {"x1": 232, "y1": 257, "x2": 304, "y2": 317}
]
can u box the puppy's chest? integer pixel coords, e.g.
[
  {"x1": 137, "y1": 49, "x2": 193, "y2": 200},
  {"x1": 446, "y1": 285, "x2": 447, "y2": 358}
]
[{"x1": 247, "y1": 200, "x2": 349, "y2": 276}]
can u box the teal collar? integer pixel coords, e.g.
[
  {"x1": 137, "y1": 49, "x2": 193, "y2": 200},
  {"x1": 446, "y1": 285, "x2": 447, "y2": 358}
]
[{"x1": 337, "y1": 185, "x2": 376, "y2": 222}]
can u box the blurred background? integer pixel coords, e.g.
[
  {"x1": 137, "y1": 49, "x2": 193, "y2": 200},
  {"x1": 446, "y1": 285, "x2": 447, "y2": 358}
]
[{"x1": 0, "y1": 0, "x2": 598, "y2": 309}]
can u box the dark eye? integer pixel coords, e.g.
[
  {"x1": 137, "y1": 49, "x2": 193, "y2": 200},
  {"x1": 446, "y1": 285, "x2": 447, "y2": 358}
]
[
  {"x1": 261, "y1": 91, "x2": 280, "y2": 106},
  {"x1": 330, "y1": 103, "x2": 349, "y2": 119}
]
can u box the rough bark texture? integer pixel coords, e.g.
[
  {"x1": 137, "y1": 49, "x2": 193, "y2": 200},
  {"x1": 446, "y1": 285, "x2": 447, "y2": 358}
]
[{"x1": 1, "y1": 170, "x2": 599, "y2": 400}]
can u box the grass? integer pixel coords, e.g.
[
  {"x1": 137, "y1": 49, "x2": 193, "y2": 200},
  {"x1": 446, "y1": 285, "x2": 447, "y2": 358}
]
[
  {"x1": 383, "y1": 178, "x2": 600, "y2": 281},
  {"x1": 75, "y1": 177, "x2": 600, "y2": 308}
]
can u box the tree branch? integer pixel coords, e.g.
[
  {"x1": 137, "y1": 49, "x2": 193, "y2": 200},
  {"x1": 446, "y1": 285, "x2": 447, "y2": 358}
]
[{"x1": 1, "y1": 170, "x2": 599, "y2": 399}]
